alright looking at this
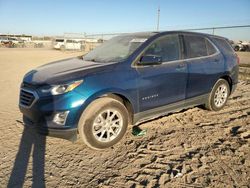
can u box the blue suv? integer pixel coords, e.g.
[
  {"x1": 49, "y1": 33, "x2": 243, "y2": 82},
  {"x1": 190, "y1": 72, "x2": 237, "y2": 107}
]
[{"x1": 19, "y1": 31, "x2": 239, "y2": 149}]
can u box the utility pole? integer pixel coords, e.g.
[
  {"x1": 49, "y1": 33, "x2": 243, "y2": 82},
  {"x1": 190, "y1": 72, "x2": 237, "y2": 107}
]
[{"x1": 157, "y1": 6, "x2": 160, "y2": 31}]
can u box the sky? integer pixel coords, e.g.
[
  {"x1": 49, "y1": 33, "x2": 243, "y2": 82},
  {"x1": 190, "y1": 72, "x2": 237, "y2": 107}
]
[{"x1": 0, "y1": 0, "x2": 250, "y2": 40}]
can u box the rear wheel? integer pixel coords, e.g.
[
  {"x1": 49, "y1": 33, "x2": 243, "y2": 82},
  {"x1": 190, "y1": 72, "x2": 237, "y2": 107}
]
[
  {"x1": 80, "y1": 45, "x2": 85, "y2": 51},
  {"x1": 205, "y1": 79, "x2": 230, "y2": 111},
  {"x1": 78, "y1": 97, "x2": 128, "y2": 150},
  {"x1": 245, "y1": 46, "x2": 250, "y2": 52},
  {"x1": 234, "y1": 46, "x2": 239, "y2": 51},
  {"x1": 60, "y1": 45, "x2": 65, "y2": 51}
]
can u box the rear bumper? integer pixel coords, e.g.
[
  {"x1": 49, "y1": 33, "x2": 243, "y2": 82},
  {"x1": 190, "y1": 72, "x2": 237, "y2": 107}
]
[{"x1": 23, "y1": 115, "x2": 77, "y2": 141}]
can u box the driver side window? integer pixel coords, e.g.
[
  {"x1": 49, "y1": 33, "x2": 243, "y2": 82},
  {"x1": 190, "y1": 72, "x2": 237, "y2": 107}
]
[{"x1": 144, "y1": 34, "x2": 181, "y2": 62}]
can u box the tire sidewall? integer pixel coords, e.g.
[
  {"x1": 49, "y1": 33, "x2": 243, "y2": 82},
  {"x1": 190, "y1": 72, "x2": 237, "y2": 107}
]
[
  {"x1": 209, "y1": 79, "x2": 230, "y2": 111},
  {"x1": 234, "y1": 46, "x2": 239, "y2": 51},
  {"x1": 78, "y1": 99, "x2": 128, "y2": 150}
]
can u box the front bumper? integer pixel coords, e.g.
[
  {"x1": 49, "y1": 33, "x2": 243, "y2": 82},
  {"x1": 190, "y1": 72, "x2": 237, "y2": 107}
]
[
  {"x1": 23, "y1": 115, "x2": 78, "y2": 141},
  {"x1": 19, "y1": 86, "x2": 87, "y2": 141}
]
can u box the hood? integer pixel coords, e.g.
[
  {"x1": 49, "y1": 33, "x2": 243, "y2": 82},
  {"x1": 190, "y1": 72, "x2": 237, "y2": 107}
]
[{"x1": 23, "y1": 57, "x2": 116, "y2": 85}]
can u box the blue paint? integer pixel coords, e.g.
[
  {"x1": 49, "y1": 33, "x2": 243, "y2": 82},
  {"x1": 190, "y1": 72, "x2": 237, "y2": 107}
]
[{"x1": 19, "y1": 31, "x2": 238, "y2": 140}]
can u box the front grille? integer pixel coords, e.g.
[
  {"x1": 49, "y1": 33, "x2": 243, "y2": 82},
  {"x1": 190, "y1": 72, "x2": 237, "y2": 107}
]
[
  {"x1": 21, "y1": 82, "x2": 38, "y2": 89},
  {"x1": 20, "y1": 89, "x2": 36, "y2": 107}
]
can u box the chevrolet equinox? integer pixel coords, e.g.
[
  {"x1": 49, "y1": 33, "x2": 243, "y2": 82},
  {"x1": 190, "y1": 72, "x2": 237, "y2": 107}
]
[{"x1": 19, "y1": 31, "x2": 239, "y2": 149}]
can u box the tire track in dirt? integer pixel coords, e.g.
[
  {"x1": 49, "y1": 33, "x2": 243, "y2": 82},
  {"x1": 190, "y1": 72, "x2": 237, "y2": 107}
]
[{"x1": 0, "y1": 76, "x2": 249, "y2": 187}]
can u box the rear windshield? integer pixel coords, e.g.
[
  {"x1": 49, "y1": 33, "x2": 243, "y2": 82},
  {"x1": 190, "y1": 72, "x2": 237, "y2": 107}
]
[
  {"x1": 211, "y1": 37, "x2": 235, "y2": 55},
  {"x1": 184, "y1": 35, "x2": 217, "y2": 58}
]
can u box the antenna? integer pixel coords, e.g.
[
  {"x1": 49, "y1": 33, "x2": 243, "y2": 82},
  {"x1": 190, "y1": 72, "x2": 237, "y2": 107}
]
[{"x1": 157, "y1": 6, "x2": 160, "y2": 31}]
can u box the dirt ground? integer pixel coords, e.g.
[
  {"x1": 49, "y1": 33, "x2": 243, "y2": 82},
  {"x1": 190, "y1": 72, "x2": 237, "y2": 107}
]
[{"x1": 0, "y1": 49, "x2": 249, "y2": 188}]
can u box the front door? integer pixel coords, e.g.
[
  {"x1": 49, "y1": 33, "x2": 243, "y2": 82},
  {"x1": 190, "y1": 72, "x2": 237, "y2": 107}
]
[{"x1": 136, "y1": 34, "x2": 188, "y2": 112}]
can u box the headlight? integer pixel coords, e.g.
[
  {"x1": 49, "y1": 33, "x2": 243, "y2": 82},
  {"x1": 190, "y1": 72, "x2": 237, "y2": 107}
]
[{"x1": 42, "y1": 80, "x2": 83, "y2": 95}]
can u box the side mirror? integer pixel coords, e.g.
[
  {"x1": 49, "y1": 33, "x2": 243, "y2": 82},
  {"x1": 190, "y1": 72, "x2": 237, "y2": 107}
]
[{"x1": 139, "y1": 55, "x2": 162, "y2": 65}]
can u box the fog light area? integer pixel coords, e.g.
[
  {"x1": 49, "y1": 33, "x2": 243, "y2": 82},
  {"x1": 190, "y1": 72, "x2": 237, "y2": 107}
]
[{"x1": 53, "y1": 111, "x2": 69, "y2": 125}]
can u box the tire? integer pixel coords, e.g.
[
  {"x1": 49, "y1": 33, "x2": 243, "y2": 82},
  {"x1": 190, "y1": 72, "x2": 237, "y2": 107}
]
[
  {"x1": 245, "y1": 46, "x2": 250, "y2": 52},
  {"x1": 80, "y1": 45, "x2": 85, "y2": 51},
  {"x1": 78, "y1": 97, "x2": 128, "y2": 150},
  {"x1": 60, "y1": 45, "x2": 65, "y2": 51},
  {"x1": 205, "y1": 79, "x2": 230, "y2": 111},
  {"x1": 234, "y1": 46, "x2": 239, "y2": 51}
]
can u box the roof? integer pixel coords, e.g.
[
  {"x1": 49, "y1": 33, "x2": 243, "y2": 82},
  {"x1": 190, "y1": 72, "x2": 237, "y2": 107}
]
[{"x1": 123, "y1": 30, "x2": 227, "y2": 40}]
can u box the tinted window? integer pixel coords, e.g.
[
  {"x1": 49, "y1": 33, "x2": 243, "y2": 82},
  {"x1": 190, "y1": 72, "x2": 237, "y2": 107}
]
[
  {"x1": 144, "y1": 35, "x2": 180, "y2": 62},
  {"x1": 184, "y1": 35, "x2": 207, "y2": 58},
  {"x1": 184, "y1": 35, "x2": 218, "y2": 58},
  {"x1": 212, "y1": 37, "x2": 234, "y2": 55},
  {"x1": 205, "y1": 39, "x2": 217, "y2": 55}
]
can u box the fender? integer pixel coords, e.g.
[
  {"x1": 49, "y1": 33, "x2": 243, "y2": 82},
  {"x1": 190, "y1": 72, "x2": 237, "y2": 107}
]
[{"x1": 74, "y1": 88, "x2": 137, "y2": 127}]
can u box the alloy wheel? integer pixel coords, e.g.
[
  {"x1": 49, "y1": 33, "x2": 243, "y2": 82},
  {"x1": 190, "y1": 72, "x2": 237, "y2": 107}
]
[
  {"x1": 214, "y1": 84, "x2": 228, "y2": 108},
  {"x1": 92, "y1": 109, "x2": 123, "y2": 142}
]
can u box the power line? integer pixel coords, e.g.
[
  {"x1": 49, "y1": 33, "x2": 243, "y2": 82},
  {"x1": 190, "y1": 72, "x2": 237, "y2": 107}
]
[
  {"x1": 184, "y1": 25, "x2": 250, "y2": 31},
  {"x1": 85, "y1": 24, "x2": 250, "y2": 37}
]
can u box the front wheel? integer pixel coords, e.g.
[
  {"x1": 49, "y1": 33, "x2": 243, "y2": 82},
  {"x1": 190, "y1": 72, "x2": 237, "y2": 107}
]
[
  {"x1": 205, "y1": 79, "x2": 230, "y2": 111},
  {"x1": 78, "y1": 97, "x2": 128, "y2": 150}
]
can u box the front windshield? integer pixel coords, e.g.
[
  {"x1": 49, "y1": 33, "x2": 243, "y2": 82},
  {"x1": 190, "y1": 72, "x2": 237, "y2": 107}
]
[{"x1": 83, "y1": 34, "x2": 152, "y2": 63}]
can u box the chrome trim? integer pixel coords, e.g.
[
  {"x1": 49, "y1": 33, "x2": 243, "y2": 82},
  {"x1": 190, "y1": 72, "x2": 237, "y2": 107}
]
[
  {"x1": 19, "y1": 88, "x2": 39, "y2": 108},
  {"x1": 182, "y1": 51, "x2": 220, "y2": 62},
  {"x1": 132, "y1": 33, "x2": 221, "y2": 68},
  {"x1": 206, "y1": 37, "x2": 220, "y2": 53},
  {"x1": 133, "y1": 51, "x2": 220, "y2": 68}
]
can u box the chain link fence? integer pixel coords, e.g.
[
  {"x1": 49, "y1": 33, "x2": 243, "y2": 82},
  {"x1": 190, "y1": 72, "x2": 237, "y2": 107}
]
[
  {"x1": 1, "y1": 25, "x2": 249, "y2": 52},
  {"x1": 85, "y1": 24, "x2": 250, "y2": 46}
]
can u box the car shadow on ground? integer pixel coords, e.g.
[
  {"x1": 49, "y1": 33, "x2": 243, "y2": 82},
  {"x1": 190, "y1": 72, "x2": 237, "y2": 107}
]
[{"x1": 8, "y1": 126, "x2": 46, "y2": 188}]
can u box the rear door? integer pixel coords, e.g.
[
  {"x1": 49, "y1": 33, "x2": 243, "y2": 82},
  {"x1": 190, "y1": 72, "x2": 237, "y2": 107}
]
[
  {"x1": 136, "y1": 34, "x2": 188, "y2": 112},
  {"x1": 182, "y1": 34, "x2": 224, "y2": 99}
]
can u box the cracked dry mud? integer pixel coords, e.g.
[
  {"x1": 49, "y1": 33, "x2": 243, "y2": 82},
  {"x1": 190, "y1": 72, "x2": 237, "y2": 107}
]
[{"x1": 0, "y1": 49, "x2": 249, "y2": 188}]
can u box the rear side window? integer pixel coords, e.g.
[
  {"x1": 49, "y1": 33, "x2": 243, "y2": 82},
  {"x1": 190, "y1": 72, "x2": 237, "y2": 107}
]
[
  {"x1": 212, "y1": 37, "x2": 234, "y2": 55},
  {"x1": 144, "y1": 34, "x2": 180, "y2": 62},
  {"x1": 206, "y1": 39, "x2": 217, "y2": 55},
  {"x1": 184, "y1": 35, "x2": 217, "y2": 58}
]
